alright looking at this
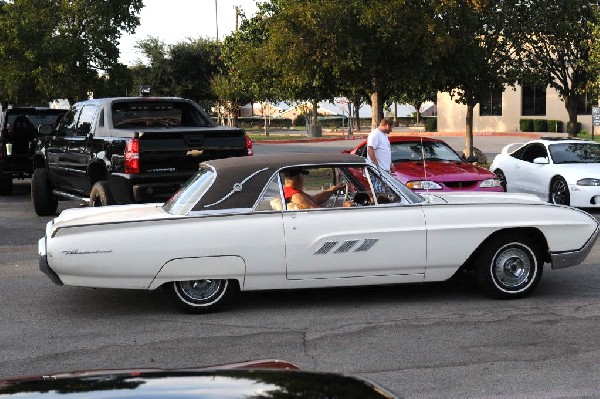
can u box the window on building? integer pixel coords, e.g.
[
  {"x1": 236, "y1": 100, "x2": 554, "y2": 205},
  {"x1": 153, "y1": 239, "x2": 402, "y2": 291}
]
[
  {"x1": 576, "y1": 91, "x2": 598, "y2": 115},
  {"x1": 522, "y1": 84, "x2": 546, "y2": 116},
  {"x1": 480, "y1": 89, "x2": 503, "y2": 116}
]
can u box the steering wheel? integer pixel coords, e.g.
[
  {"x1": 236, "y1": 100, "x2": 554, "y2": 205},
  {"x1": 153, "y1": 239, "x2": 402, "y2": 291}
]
[{"x1": 328, "y1": 182, "x2": 350, "y2": 207}]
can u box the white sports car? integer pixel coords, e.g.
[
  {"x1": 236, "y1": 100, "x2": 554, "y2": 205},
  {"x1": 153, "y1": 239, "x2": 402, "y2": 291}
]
[
  {"x1": 39, "y1": 153, "x2": 599, "y2": 313},
  {"x1": 490, "y1": 138, "x2": 600, "y2": 207}
]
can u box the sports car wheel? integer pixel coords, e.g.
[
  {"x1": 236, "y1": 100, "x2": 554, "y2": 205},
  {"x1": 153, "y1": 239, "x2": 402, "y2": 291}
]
[
  {"x1": 494, "y1": 169, "x2": 507, "y2": 192},
  {"x1": 475, "y1": 235, "x2": 543, "y2": 299},
  {"x1": 549, "y1": 177, "x2": 570, "y2": 205},
  {"x1": 169, "y1": 279, "x2": 238, "y2": 313}
]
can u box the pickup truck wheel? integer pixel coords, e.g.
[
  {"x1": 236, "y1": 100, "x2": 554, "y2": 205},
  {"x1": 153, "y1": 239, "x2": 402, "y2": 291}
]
[
  {"x1": 475, "y1": 234, "x2": 543, "y2": 299},
  {"x1": 90, "y1": 181, "x2": 115, "y2": 207},
  {"x1": 31, "y1": 168, "x2": 57, "y2": 216},
  {"x1": 0, "y1": 168, "x2": 13, "y2": 195},
  {"x1": 169, "y1": 279, "x2": 238, "y2": 313}
]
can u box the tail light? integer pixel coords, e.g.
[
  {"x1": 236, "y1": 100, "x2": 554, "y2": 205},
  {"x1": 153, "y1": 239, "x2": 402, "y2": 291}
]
[
  {"x1": 124, "y1": 138, "x2": 140, "y2": 174},
  {"x1": 245, "y1": 135, "x2": 253, "y2": 156}
]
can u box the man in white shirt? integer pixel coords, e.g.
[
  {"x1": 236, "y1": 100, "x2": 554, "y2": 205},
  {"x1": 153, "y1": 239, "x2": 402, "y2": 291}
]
[{"x1": 367, "y1": 117, "x2": 393, "y2": 173}]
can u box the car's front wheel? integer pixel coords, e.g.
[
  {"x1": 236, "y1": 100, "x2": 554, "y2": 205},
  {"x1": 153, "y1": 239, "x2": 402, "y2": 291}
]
[
  {"x1": 494, "y1": 169, "x2": 507, "y2": 192},
  {"x1": 168, "y1": 279, "x2": 239, "y2": 313},
  {"x1": 475, "y1": 234, "x2": 543, "y2": 299},
  {"x1": 31, "y1": 168, "x2": 58, "y2": 216},
  {"x1": 549, "y1": 176, "x2": 570, "y2": 205}
]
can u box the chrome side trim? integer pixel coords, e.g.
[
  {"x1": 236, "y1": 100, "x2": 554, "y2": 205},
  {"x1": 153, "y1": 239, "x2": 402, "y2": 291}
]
[{"x1": 550, "y1": 226, "x2": 600, "y2": 269}]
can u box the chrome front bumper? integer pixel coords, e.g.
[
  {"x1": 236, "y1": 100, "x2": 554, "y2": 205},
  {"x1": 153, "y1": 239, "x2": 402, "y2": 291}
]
[{"x1": 550, "y1": 226, "x2": 600, "y2": 269}]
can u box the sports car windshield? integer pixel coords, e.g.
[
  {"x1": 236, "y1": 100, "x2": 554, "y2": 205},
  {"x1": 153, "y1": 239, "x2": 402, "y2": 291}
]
[
  {"x1": 391, "y1": 141, "x2": 463, "y2": 163},
  {"x1": 549, "y1": 143, "x2": 600, "y2": 164}
]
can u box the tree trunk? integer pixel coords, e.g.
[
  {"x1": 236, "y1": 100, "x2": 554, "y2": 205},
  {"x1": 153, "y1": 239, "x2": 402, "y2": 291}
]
[
  {"x1": 564, "y1": 95, "x2": 580, "y2": 136},
  {"x1": 353, "y1": 100, "x2": 361, "y2": 132},
  {"x1": 370, "y1": 92, "x2": 384, "y2": 130},
  {"x1": 464, "y1": 104, "x2": 474, "y2": 158},
  {"x1": 413, "y1": 102, "x2": 422, "y2": 125}
]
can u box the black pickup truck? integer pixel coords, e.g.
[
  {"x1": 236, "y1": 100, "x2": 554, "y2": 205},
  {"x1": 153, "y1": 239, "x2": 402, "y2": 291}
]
[
  {"x1": 0, "y1": 107, "x2": 67, "y2": 195},
  {"x1": 31, "y1": 96, "x2": 252, "y2": 216}
]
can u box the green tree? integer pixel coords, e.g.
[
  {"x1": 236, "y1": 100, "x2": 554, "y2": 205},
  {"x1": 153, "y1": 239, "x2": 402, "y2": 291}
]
[
  {"x1": 506, "y1": 0, "x2": 598, "y2": 135},
  {"x1": 222, "y1": 2, "x2": 283, "y2": 133},
  {"x1": 169, "y1": 38, "x2": 224, "y2": 107},
  {"x1": 0, "y1": 0, "x2": 142, "y2": 104},
  {"x1": 130, "y1": 37, "x2": 174, "y2": 96},
  {"x1": 433, "y1": 0, "x2": 516, "y2": 157}
]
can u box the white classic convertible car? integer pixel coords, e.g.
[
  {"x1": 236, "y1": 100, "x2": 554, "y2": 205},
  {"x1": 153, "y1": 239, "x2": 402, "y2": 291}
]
[{"x1": 39, "y1": 153, "x2": 599, "y2": 313}]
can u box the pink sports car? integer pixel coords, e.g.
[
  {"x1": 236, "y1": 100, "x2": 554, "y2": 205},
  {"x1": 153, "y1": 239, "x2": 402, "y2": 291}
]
[{"x1": 344, "y1": 136, "x2": 503, "y2": 192}]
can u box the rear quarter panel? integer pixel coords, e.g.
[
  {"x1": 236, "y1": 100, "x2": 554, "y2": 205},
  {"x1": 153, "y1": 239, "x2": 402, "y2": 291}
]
[{"x1": 47, "y1": 212, "x2": 286, "y2": 290}]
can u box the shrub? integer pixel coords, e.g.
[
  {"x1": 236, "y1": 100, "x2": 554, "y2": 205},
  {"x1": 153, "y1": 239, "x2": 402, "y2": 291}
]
[
  {"x1": 425, "y1": 118, "x2": 437, "y2": 132},
  {"x1": 293, "y1": 114, "x2": 306, "y2": 127},
  {"x1": 532, "y1": 119, "x2": 548, "y2": 132},
  {"x1": 547, "y1": 120, "x2": 564, "y2": 133},
  {"x1": 519, "y1": 119, "x2": 533, "y2": 132}
]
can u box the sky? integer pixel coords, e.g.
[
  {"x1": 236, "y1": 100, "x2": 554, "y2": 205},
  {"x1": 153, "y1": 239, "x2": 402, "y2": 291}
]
[{"x1": 118, "y1": 0, "x2": 259, "y2": 65}]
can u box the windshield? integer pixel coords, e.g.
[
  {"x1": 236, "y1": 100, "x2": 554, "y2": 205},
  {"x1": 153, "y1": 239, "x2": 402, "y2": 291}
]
[
  {"x1": 5, "y1": 110, "x2": 65, "y2": 129},
  {"x1": 163, "y1": 166, "x2": 216, "y2": 215},
  {"x1": 549, "y1": 142, "x2": 600, "y2": 164},
  {"x1": 111, "y1": 101, "x2": 213, "y2": 128},
  {"x1": 391, "y1": 141, "x2": 463, "y2": 162}
]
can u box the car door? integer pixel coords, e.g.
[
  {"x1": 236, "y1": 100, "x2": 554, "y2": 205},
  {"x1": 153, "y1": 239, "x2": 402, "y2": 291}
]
[
  {"x1": 513, "y1": 143, "x2": 549, "y2": 197},
  {"x1": 63, "y1": 104, "x2": 98, "y2": 195},
  {"x1": 282, "y1": 165, "x2": 426, "y2": 280},
  {"x1": 46, "y1": 104, "x2": 82, "y2": 190}
]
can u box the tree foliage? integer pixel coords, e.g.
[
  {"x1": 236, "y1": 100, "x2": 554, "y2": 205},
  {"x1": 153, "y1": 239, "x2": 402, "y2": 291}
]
[
  {"x1": 0, "y1": 0, "x2": 142, "y2": 105},
  {"x1": 505, "y1": 0, "x2": 598, "y2": 134}
]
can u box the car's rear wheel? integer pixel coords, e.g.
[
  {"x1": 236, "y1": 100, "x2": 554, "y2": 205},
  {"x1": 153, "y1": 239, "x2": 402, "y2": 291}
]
[
  {"x1": 0, "y1": 169, "x2": 13, "y2": 195},
  {"x1": 549, "y1": 176, "x2": 569, "y2": 205},
  {"x1": 90, "y1": 181, "x2": 115, "y2": 207},
  {"x1": 31, "y1": 168, "x2": 58, "y2": 216},
  {"x1": 475, "y1": 234, "x2": 543, "y2": 299},
  {"x1": 169, "y1": 279, "x2": 238, "y2": 313},
  {"x1": 494, "y1": 169, "x2": 507, "y2": 192}
]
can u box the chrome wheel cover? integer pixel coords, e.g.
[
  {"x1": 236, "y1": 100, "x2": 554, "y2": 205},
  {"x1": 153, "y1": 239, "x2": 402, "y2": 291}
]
[
  {"x1": 175, "y1": 279, "x2": 227, "y2": 306},
  {"x1": 551, "y1": 179, "x2": 568, "y2": 204},
  {"x1": 493, "y1": 245, "x2": 533, "y2": 289}
]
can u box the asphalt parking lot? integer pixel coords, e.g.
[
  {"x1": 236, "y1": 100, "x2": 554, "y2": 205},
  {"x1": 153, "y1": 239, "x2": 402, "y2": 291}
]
[{"x1": 3, "y1": 135, "x2": 600, "y2": 398}]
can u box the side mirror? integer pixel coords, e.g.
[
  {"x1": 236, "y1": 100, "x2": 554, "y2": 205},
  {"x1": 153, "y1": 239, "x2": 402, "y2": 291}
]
[
  {"x1": 38, "y1": 124, "x2": 54, "y2": 136},
  {"x1": 533, "y1": 157, "x2": 549, "y2": 164}
]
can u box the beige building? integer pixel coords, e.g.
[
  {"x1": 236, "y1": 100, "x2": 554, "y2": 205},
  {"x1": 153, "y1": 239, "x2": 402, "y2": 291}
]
[{"x1": 437, "y1": 85, "x2": 594, "y2": 134}]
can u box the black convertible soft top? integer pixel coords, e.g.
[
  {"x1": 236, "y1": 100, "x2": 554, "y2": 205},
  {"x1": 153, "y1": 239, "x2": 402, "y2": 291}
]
[{"x1": 194, "y1": 153, "x2": 366, "y2": 210}]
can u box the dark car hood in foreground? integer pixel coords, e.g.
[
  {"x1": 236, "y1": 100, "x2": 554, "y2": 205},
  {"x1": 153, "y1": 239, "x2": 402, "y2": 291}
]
[
  {"x1": 393, "y1": 160, "x2": 495, "y2": 182},
  {"x1": 0, "y1": 369, "x2": 399, "y2": 399}
]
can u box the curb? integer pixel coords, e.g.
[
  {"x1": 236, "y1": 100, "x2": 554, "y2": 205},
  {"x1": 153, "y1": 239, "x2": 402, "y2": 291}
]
[{"x1": 253, "y1": 131, "x2": 548, "y2": 144}]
